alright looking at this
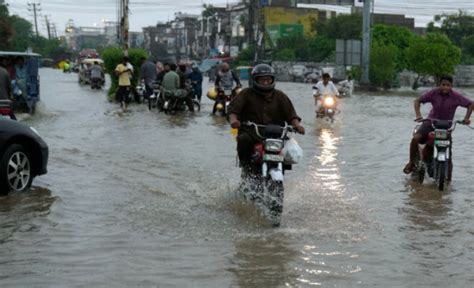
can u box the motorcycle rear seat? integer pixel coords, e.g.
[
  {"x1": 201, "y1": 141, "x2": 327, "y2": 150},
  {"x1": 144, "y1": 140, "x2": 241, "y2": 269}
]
[{"x1": 434, "y1": 120, "x2": 451, "y2": 129}]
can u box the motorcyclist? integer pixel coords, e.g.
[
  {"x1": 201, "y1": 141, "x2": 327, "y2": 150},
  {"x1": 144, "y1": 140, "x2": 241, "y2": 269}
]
[
  {"x1": 314, "y1": 73, "x2": 339, "y2": 115},
  {"x1": 187, "y1": 64, "x2": 203, "y2": 102},
  {"x1": 403, "y1": 75, "x2": 474, "y2": 180},
  {"x1": 140, "y1": 56, "x2": 157, "y2": 101},
  {"x1": 213, "y1": 63, "x2": 241, "y2": 115},
  {"x1": 228, "y1": 64, "x2": 305, "y2": 174},
  {"x1": 90, "y1": 61, "x2": 104, "y2": 88},
  {"x1": 162, "y1": 63, "x2": 194, "y2": 112}
]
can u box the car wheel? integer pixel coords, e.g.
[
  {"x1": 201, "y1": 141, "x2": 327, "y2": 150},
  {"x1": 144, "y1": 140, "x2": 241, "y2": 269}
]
[{"x1": 0, "y1": 144, "x2": 34, "y2": 194}]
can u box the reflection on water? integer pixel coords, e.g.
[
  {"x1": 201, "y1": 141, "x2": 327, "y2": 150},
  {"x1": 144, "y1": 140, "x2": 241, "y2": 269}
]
[
  {"x1": 313, "y1": 127, "x2": 344, "y2": 194},
  {"x1": 228, "y1": 234, "x2": 300, "y2": 287}
]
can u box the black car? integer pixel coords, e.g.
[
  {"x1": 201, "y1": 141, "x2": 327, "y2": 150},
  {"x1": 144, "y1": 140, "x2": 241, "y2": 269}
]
[{"x1": 0, "y1": 118, "x2": 48, "y2": 194}]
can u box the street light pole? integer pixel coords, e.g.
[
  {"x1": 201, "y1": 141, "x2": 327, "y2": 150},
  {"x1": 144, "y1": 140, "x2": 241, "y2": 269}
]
[{"x1": 361, "y1": 0, "x2": 372, "y2": 85}]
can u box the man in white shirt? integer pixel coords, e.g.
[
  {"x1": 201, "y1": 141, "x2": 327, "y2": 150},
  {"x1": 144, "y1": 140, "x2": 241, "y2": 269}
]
[{"x1": 313, "y1": 73, "x2": 339, "y2": 112}]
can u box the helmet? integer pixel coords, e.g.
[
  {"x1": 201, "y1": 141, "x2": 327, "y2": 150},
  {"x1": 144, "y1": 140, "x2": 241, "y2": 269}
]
[
  {"x1": 207, "y1": 87, "x2": 218, "y2": 100},
  {"x1": 251, "y1": 64, "x2": 275, "y2": 93}
]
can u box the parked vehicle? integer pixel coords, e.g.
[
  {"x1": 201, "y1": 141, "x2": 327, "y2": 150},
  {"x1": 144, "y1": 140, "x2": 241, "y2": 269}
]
[
  {"x1": 0, "y1": 118, "x2": 48, "y2": 194},
  {"x1": 0, "y1": 51, "x2": 41, "y2": 114},
  {"x1": 411, "y1": 119, "x2": 471, "y2": 191},
  {"x1": 238, "y1": 121, "x2": 303, "y2": 227}
]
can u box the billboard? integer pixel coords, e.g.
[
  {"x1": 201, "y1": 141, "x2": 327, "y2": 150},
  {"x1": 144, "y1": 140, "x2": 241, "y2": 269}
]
[
  {"x1": 262, "y1": 7, "x2": 319, "y2": 38},
  {"x1": 266, "y1": 24, "x2": 304, "y2": 46}
]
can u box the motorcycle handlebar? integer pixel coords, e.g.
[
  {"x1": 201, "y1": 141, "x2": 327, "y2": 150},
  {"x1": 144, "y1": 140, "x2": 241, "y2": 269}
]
[
  {"x1": 242, "y1": 121, "x2": 296, "y2": 138},
  {"x1": 414, "y1": 118, "x2": 473, "y2": 130}
]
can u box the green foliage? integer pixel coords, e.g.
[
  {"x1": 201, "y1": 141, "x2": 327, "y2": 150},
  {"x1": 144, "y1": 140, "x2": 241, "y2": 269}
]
[
  {"x1": 8, "y1": 16, "x2": 34, "y2": 51},
  {"x1": 428, "y1": 11, "x2": 474, "y2": 64},
  {"x1": 308, "y1": 36, "x2": 335, "y2": 62},
  {"x1": 235, "y1": 45, "x2": 256, "y2": 66},
  {"x1": 369, "y1": 42, "x2": 398, "y2": 88},
  {"x1": 406, "y1": 32, "x2": 461, "y2": 80},
  {"x1": 372, "y1": 24, "x2": 416, "y2": 71},
  {"x1": 313, "y1": 13, "x2": 362, "y2": 40},
  {"x1": 273, "y1": 34, "x2": 334, "y2": 62},
  {"x1": 274, "y1": 49, "x2": 296, "y2": 61},
  {"x1": 202, "y1": 4, "x2": 218, "y2": 18},
  {"x1": 102, "y1": 47, "x2": 147, "y2": 101}
]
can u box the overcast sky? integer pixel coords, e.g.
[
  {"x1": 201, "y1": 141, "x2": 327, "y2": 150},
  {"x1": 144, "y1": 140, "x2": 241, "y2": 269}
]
[{"x1": 6, "y1": 0, "x2": 474, "y2": 37}]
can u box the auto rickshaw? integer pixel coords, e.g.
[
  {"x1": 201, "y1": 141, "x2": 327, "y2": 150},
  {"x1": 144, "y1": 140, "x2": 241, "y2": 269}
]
[
  {"x1": 0, "y1": 51, "x2": 41, "y2": 114},
  {"x1": 78, "y1": 58, "x2": 105, "y2": 85}
]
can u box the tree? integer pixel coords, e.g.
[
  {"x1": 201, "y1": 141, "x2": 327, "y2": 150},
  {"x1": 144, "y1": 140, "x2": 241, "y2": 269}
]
[
  {"x1": 313, "y1": 13, "x2": 362, "y2": 40},
  {"x1": 202, "y1": 4, "x2": 219, "y2": 18},
  {"x1": 428, "y1": 11, "x2": 474, "y2": 64},
  {"x1": 308, "y1": 36, "x2": 335, "y2": 62},
  {"x1": 371, "y1": 24, "x2": 416, "y2": 71},
  {"x1": 8, "y1": 15, "x2": 34, "y2": 51},
  {"x1": 274, "y1": 48, "x2": 296, "y2": 61},
  {"x1": 427, "y1": 11, "x2": 474, "y2": 46},
  {"x1": 369, "y1": 42, "x2": 398, "y2": 89},
  {"x1": 406, "y1": 33, "x2": 461, "y2": 89},
  {"x1": 235, "y1": 45, "x2": 255, "y2": 66}
]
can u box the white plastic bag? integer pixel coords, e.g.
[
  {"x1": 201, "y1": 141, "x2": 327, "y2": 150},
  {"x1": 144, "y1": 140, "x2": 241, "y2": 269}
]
[{"x1": 283, "y1": 137, "x2": 303, "y2": 164}]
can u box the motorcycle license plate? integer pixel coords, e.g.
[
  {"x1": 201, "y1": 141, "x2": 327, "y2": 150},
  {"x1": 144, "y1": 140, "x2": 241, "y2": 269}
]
[
  {"x1": 435, "y1": 140, "x2": 450, "y2": 146},
  {"x1": 263, "y1": 154, "x2": 284, "y2": 162}
]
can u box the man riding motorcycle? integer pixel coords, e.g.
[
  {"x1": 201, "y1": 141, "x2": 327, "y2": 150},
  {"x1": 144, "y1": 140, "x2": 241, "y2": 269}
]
[
  {"x1": 403, "y1": 75, "x2": 474, "y2": 180},
  {"x1": 313, "y1": 73, "x2": 339, "y2": 116},
  {"x1": 228, "y1": 64, "x2": 305, "y2": 174},
  {"x1": 162, "y1": 63, "x2": 194, "y2": 112},
  {"x1": 213, "y1": 63, "x2": 241, "y2": 115}
]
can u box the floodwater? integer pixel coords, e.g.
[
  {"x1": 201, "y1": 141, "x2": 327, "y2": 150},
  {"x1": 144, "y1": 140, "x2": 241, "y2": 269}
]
[{"x1": 1, "y1": 68, "x2": 474, "y2": 287}]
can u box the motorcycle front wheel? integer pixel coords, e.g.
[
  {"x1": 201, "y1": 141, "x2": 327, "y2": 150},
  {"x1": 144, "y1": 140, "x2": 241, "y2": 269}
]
[
  {"x1": 436, "y1": 161, "x2": 445, "y2": 191},
  {"x1": 266, "y1": 180, "x2": 284, "y2": 227},
  {"x1": 192, "y1": 99, "x2": 200, "y2": 112}
]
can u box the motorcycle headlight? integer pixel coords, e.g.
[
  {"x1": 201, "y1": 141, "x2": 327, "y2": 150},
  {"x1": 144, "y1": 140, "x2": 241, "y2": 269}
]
[
  {"x1": 265, "y1": 139, "x2": 284, "y2": 152},
  {"x1": 324, "y1": 96, "x2": 335, "y2": 107},
  {"x1": 434, "y1": 129, "x2": 448, "y2": 140}
]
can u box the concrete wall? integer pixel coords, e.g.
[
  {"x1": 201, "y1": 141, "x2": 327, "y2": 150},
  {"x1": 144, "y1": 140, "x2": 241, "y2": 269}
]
[
  {"x1": 272, "y1": 61, "x2": 346, "y2": 82},
  {"x1": 454, "y1": 65, "x2": 474, "y2": 87}
]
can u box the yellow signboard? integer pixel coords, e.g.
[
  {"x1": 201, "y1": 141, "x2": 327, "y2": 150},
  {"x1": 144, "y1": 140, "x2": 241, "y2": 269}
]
[{"x1": 263, "y1": 7, "x2": 319, "y2": 37}]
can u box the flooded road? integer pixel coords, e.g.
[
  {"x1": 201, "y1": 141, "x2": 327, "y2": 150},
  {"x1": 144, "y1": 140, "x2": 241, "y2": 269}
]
[{"x1": 1, "y1": 68, "x2": 474, "y2": 287}]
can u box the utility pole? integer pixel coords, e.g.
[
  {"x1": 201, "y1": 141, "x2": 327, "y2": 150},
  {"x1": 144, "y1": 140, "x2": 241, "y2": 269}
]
[
  {"x1": 120, "y1": 0, "x2": 129, "y2": 55},
  {"x1": 255, "y1": 1, "x2": 265, "y2": 63},
  {"x1": 27, "y1": 2, "x2": 41, "y2": 38},
  {"x1": 361, "y1": 0, "x2": 372, "y2": 85},
  {"x1": 44, "y1": 16, "x2": 51, "y2": 39}
]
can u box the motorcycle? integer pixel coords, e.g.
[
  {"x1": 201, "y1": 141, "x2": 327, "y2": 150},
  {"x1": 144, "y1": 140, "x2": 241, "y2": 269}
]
[
  {"x1": 162, "y1": 83, "x2": 200, "y2": 115},
  {"x1": 90, "y1": 77, "x2": 103, "y2": 89},
  {"x1": 213, "y1": 86, "x2": 240, "y2": 116},
  {"x1": 148, "y1": 82, "x2": 162, "y2": 111},
  {"x1": 238, "y1": 121, "x2": 303, "y2": 227},
  {"x1": 314, "y1": 90, "x2": 338, "y2": 122},
  {"x1": 411, "y1": 119, "x2": 470, "y2": 191}
]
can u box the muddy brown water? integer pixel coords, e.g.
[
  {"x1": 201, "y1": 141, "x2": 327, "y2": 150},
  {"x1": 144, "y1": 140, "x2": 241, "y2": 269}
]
[{"x1": 1, "y1": 68, "x2": 473, "y2": 287}]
